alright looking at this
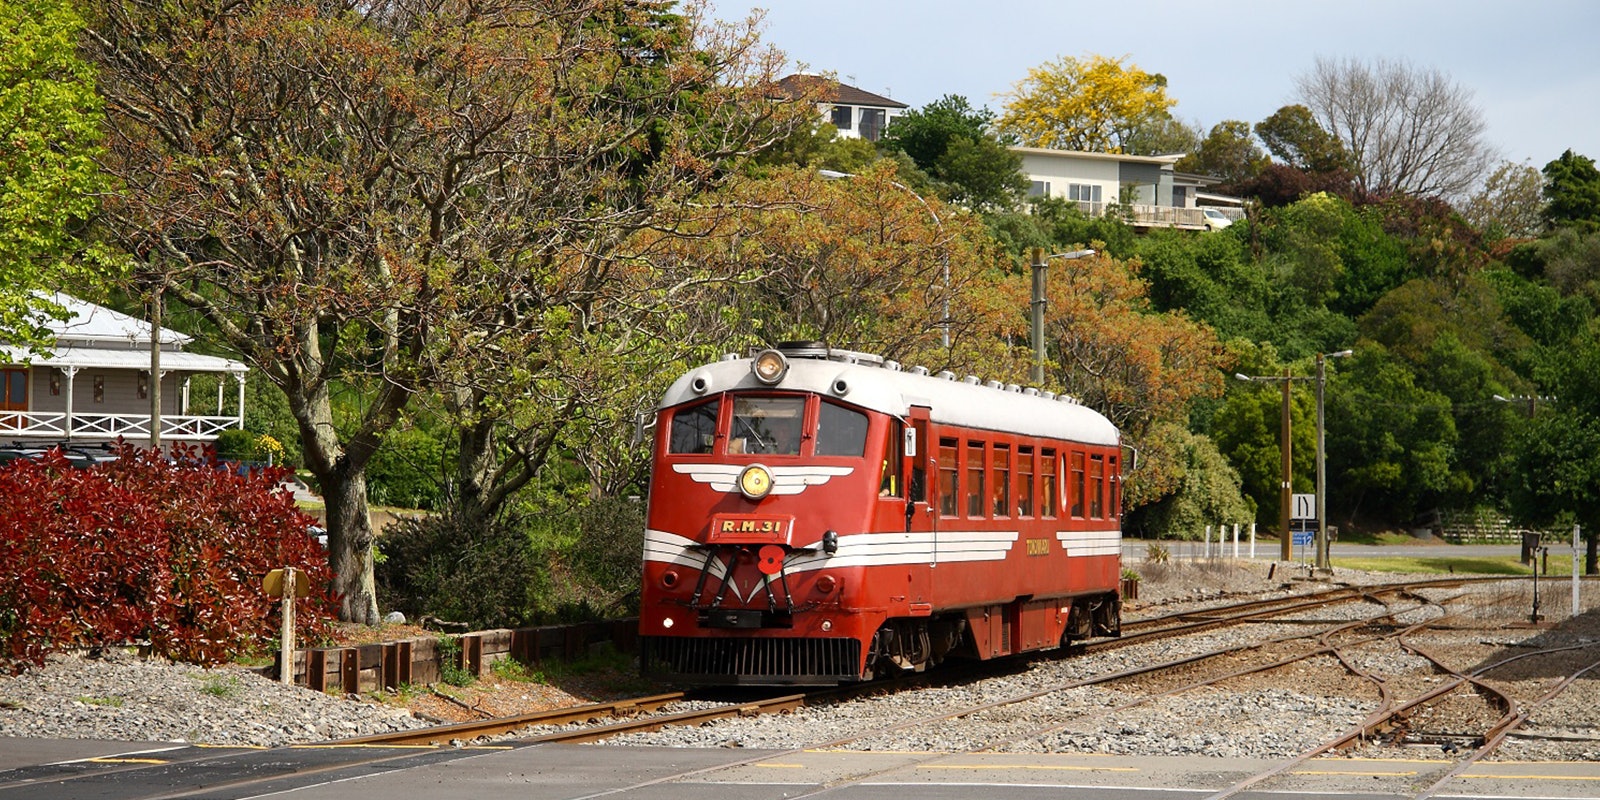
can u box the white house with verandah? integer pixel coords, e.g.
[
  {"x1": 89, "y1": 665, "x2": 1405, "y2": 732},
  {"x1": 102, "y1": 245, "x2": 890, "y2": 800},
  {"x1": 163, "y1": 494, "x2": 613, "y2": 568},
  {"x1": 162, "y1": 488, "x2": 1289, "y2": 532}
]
[
  {"x1": 0, "y1": 294, "x2": 247, "y2": 448},
  {"x1": 1014, "y1": 147, "x2": 1245, "y2": 230}
]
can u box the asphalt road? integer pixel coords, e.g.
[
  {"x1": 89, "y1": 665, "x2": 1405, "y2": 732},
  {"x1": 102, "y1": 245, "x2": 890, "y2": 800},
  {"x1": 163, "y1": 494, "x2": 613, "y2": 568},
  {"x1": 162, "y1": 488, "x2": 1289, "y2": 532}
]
[{"x1": 5, "y1": 741, "x2": 1599, "y2": 800}]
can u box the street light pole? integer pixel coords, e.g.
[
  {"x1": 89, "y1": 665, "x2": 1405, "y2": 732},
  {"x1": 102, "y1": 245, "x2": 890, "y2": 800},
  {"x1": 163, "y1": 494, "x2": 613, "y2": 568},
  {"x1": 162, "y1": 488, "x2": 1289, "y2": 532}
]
[
  {"x1": 1029, "y1": 248, "x2": 1095, "y2": 386},
  {"x1": 820, "y1": 169, "x2": 949, "y2": 349},
  {"x1": 1279, "y1": 368, "x2": 1292, "y2": 562},
  {"x1": 1314, "y1": 350, "x2": 1353, "y2": 571}
]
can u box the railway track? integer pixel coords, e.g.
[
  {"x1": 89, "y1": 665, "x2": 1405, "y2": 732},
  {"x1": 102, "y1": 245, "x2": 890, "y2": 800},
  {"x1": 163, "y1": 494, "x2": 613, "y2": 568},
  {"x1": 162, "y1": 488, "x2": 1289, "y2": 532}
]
[{"x1": 0, "y1": 575, "x2": 1537, "y2": 800}]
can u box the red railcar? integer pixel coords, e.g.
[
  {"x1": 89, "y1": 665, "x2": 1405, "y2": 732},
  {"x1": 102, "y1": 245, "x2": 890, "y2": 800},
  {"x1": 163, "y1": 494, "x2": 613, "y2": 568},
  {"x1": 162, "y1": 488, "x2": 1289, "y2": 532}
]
[{"x1": 639, "y1": 344, "x2": 1123, "y2": 685}]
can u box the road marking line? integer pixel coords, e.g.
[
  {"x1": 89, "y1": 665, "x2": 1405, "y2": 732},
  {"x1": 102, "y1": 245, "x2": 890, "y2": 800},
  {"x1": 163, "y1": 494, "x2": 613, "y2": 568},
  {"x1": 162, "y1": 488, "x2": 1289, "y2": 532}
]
[
  {"x1": 919, "y1": 764, "x2": 1139, "y2": 772},
  {"x1": 88, "y1": 757, "x2": 169, "y2": 764},
  {"x1": 1292, "y1": 769, "x2": 1417, "y2": 776}
]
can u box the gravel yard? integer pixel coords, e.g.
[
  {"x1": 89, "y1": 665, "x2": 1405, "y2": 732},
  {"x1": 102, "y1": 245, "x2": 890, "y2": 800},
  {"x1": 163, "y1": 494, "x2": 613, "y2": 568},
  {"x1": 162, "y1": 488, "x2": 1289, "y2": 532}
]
[{"x1": 3, "y1": 560, "x2": 1597, "y2": 763}]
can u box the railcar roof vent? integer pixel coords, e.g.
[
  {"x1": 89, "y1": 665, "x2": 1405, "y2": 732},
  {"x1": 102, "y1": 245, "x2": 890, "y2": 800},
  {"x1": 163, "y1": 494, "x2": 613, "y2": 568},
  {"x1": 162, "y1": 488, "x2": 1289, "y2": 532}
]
[
  {"x1": 1023, "y1": 388, "x2": 1040, "y2": 397},
  {"x1": 937, "y1": 371, "x2": 956, "y2": 380},
  {"x1": 774, "y1": 340, "x2": 829, "y2": 360},
  {"x1": 722, "y1": 353, "x2": 738, "y2": 361},
  {"x1": 1005, "y1": 384, "x2": 1021, "y2": 393},
  {"x1": 1041, "y1": 391, "x2": 1056, "y2": 400},
  {"x1": 963, "y1": 375, "x2": 981, "y2": 385},
  {"x1": 984, "y1": 380, "x2": 1002, "y2": 389},
  {"x1": 910, "y1": 366, "x2": 929, "y2": 376},
  {"x1": 884, "y1": 360, "x2": 901, "y2": 371}
]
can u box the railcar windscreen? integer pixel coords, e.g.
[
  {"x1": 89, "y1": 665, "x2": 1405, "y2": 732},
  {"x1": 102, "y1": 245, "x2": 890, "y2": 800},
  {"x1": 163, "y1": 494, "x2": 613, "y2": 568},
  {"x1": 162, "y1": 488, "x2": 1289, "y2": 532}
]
[
  {"x1": 816, "y1": 402, "x2": 869, "y2": 457},
  {"x1": 668, "y1": 399, "x2": 719, "y2": 454},
  {"x1": 729, "y1": 396, "x2": 805, "y2": 455}
]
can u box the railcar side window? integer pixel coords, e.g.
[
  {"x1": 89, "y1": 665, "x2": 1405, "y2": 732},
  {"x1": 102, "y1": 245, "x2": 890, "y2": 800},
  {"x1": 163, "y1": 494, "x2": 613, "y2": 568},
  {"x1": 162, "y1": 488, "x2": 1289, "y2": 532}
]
[
  {"x1": 1090, "y1": 454, "x2": 1105, "y2": 519},
  {"x1": 1017, "y1": 446, "x2": 1035, "y2": 517},
  {"x1": 966, "y1": 442, "x2": 985, "y2": 518},
  {"x1": 1041, "y1": 448, "x2": 1057, "y2": 517},
  {"x1": 1069, "y1": 452, "x2": 1086, "y2": 518},
  {"x1": 729, "y1": 396, "x2": 804, "y2": 455},
  {"x1": 992, "y1": 444, "x2": 1011, "y2": 517},
  {"x1": 1109, "y1": 455, "x2": 1121, "y2": 519},
  {"x1": 668, "y1": 400, "x2": 719, "y2": 454},
  {"x1": 817, "y1": 402, "x2": 869, "y2": 457},
  {"x1": 878, "y1": 421, "x2": 903, "y2": 497},
  {"x1": 938, "y1": 438, "x2": 958, "y2": 516}
]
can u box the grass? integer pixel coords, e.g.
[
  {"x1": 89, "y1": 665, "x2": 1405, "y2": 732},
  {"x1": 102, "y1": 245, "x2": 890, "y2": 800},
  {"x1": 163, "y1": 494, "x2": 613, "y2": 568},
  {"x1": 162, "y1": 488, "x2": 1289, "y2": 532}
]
[
  {"x1": 78, "y1": 695, "x2": 124, "y2": 708},
  {"x1": 1333, "y1": 555, "x2": 1532, "y2": 575},
  {"x1": 195, "y1": 673, "x2": 245, "y2": 700}
]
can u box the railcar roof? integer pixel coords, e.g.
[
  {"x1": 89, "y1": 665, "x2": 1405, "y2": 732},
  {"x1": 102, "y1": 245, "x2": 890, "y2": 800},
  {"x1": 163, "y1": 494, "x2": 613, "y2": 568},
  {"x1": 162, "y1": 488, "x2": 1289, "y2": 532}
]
[{"x1": 659, "y1": 353, "x2": 1119, "y2": 447}]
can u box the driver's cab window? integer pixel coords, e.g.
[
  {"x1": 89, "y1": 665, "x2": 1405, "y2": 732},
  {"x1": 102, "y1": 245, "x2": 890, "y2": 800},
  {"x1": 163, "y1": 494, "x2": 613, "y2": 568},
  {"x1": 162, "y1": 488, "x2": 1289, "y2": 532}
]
[
  {"x1": 728, "y1": 396, "x2": 805, "y2": 455},
  {"x1": 668, "y1": 399, "x2": 719, "y2": 454}
]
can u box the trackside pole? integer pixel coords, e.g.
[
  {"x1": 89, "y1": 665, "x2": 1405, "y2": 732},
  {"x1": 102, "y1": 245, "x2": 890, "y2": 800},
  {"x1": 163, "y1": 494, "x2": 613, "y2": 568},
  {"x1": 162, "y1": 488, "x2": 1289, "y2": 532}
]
[
  {"x1": 1576, "y1": 525, "x2": 1583, "y2": 620},
  {"x1": 281, "y1": 568, "x2": 296, "y2": 685},
  {"x1": 1250, "y1": 523, "x2": 1257, "y2": 560},
  {"x1": 1232, "y1": 524, "x2": 1240, "y2": 558},
  {"x1": 1205, "y1": 525, "x2": 1212, "y2": 558}
]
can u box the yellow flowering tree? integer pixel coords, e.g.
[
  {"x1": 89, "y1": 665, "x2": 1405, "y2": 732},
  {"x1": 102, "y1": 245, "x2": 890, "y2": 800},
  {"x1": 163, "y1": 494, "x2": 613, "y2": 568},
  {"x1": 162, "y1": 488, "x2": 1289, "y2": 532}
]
[{"x1": 997, "y1": 54, "x2": 1177, "y2": 154}]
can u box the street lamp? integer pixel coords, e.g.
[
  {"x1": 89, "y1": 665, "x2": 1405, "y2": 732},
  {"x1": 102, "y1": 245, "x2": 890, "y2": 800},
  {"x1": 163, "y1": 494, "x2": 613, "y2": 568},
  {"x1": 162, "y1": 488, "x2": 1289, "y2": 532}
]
[
  {"x1": 819, "y1": 169, "x2": 950, "y2": 349},
  {"x1": 1315, "y1": 350, "x2": 1353, "y2": 571},
  {"x1": 1028, "y1": 247, "x2": 1096, "y2": 385},
  {"x1": 1236, "y1": 368, "x2": 1309, "y2": 561}
]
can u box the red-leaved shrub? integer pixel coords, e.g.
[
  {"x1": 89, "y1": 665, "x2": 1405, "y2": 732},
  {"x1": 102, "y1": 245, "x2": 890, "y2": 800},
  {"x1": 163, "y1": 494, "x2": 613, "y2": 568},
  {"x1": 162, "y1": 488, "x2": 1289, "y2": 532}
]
[{"x1": 0, "y1": 442, "x2": 335, "y2": 672}]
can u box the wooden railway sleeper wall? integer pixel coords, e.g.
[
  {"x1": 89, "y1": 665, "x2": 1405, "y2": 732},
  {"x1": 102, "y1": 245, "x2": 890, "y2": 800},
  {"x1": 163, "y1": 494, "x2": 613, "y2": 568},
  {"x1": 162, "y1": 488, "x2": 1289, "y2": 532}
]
[{"x1": 268, "y1": 618, "x2": 639, "y2": 693}]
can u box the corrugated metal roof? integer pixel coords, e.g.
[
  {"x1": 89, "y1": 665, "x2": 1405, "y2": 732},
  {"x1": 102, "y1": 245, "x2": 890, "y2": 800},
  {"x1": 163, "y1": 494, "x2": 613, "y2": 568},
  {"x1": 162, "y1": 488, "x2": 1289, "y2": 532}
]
[
  {"x1": 775, "y1": 74, "x2": 909, "y2": 109},
  {"x1": 37, "y1": 292, "x2": 191, "y2": 346},
  {"x1": 1, "y1": 344, "x2": 247, "y2": 373}
]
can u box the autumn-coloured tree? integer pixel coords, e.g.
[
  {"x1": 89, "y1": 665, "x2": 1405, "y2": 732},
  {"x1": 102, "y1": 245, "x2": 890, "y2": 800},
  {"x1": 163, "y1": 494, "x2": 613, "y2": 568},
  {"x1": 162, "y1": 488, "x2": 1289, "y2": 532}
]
[
  {"x1": 85, "y1": 0, "x2": 796, "y2": 622},
  {"x1": 1034, "y1": 250, "x2": 1228, "y2": 506},
  {"x1": 997, "y1": 54, "x2": 1177, "y2": 154}
]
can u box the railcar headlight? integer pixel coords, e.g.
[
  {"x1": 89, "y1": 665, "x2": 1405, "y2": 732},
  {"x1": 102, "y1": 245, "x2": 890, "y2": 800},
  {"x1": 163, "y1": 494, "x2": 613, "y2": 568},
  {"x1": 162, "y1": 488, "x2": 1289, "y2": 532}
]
[
  {"x1": 737, "y1": 463, "x2": 774, "y2": 500},
  {"x1": 751, "y1": 349, "x2": 789, "y2": 385}
]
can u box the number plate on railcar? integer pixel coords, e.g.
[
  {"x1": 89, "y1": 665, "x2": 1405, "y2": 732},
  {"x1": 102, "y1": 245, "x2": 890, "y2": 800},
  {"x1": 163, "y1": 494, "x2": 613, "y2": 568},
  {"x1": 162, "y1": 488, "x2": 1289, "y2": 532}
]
[{"x1": 708, "y1": 515, "x2": 792, "y2": 543}]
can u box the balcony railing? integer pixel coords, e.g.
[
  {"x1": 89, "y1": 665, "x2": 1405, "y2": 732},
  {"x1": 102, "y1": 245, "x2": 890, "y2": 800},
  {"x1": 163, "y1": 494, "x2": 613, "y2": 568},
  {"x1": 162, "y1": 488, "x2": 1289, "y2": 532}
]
[
  {"x1": 1069, "y1": 201, "x2": 1210, "y2": 230},
  {"x1": 0, "y1": 411, "x2": 241, "y2": 441}
]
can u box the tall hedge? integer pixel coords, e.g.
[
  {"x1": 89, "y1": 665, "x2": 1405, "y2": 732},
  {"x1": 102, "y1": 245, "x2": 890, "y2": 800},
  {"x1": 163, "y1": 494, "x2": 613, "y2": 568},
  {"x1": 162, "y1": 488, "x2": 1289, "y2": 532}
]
[{"x1": 0, "y1": 444, "x2": 334, "y2": 671}]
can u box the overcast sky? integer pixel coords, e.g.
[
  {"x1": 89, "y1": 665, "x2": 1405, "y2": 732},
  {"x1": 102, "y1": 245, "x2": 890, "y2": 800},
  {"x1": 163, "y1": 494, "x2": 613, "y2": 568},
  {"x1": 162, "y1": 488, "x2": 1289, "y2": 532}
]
[{"x1": 713, "y1": 0, "x2": 1600, "y2": 170}]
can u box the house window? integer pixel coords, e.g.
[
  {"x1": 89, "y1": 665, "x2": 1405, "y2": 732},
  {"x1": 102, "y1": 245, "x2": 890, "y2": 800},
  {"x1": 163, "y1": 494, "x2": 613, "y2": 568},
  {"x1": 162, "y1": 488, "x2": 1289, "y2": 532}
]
[
  {"x1": 49, "y1": 371, "x2": 60, "y2": 396},
  {"x1": 830, "y1": 105, "x2": 852, "y2": 130},
  {"x1": 138, "y1": 371, "x2": 149, "y2": 400},
  {"x1": 859, "y1": 108, "x2": 886, "y2": 141},
  {"x1": 1027, "y1": 180, "x2": 1051, "y2": 198},
  {"x1": 1, "y1": 369, "x2": 26, "y2": 411},
  {"x1": 1068, "y1": 184, "x2": 1102, "y2": 204},
  {"x1": 93, "y1": 376, "x2": 104, "y2": 404}
]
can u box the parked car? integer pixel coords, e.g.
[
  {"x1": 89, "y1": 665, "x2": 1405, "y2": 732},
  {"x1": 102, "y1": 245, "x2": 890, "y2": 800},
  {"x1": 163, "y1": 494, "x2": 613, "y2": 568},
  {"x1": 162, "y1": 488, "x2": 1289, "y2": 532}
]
[{"x1": 1202, "y1": 208, "x2": 1234, "y2": 231}]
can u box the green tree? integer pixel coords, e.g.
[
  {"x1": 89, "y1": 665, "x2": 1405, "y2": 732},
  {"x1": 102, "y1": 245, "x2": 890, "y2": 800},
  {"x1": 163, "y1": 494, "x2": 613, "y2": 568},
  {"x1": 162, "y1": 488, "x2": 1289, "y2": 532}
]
[
  {"x1": 997, "y1": 54, "x2": 1177, "y2": 154},
  {"x1": 1463, "y1": 160, "x2": 1544, "y2": 239},
  {"x1": 1177, "y1": 120, "x2": 1268, "y2": 185},
  {"x1": 880, "y1": 95, "x2": 1029, "y2": 211},
  {"x1": 1541, "y1": 149, "x2": 1600, "y2": 232},
  {"x1": 0, "y1": 0, "x2": 114, "y2": 349},
  {"x1": 1254, "y1": 105, "x2": 1349, "y2": 174}
]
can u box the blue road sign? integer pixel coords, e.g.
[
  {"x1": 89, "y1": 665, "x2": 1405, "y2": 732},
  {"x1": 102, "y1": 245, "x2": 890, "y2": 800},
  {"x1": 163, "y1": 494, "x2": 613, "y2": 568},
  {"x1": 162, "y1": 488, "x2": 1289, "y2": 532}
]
[{"x1": 1292, "y1": 531, "x2": 1314, "y2": 547}]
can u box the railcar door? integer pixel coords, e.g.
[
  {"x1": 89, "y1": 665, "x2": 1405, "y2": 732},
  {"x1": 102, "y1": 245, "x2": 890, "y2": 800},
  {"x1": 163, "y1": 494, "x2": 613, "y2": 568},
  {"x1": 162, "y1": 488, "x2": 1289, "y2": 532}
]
[{"x1": 905, "y1": 407, "x2": 934, "y2": 607}]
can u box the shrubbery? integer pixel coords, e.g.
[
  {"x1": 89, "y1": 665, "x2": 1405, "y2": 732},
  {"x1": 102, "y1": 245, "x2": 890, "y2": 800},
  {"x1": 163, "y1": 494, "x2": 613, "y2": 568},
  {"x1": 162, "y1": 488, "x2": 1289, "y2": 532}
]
[
  {"x1": 0, "y1": 444, "x2": 335, "y2": 672},
  {"x1": 377, "y1": 497, "x2": 644, "y2": 629}
]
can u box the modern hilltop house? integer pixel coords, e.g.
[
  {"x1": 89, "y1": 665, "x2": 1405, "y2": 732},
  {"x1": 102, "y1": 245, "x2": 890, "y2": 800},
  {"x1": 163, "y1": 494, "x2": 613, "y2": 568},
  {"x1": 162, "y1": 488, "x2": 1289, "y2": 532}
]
[{"x1": 0, "y1": 294, "x2": 247, "y2": 454}]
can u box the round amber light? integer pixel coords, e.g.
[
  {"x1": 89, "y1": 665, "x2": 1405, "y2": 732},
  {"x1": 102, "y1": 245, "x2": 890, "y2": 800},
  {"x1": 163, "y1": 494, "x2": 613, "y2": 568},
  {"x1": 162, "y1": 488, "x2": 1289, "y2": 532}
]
[
  {"x1": 751, "y1": 349, "x2": 789, "y2": 385},
  {"x1": 738, "y1": 463, "x2": 774, "y2": 500}
]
